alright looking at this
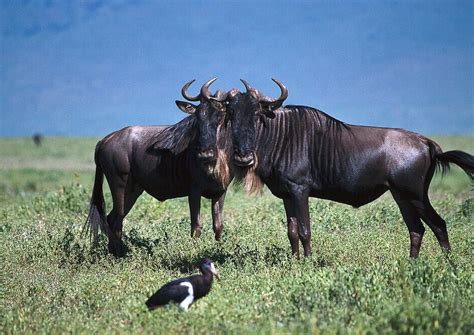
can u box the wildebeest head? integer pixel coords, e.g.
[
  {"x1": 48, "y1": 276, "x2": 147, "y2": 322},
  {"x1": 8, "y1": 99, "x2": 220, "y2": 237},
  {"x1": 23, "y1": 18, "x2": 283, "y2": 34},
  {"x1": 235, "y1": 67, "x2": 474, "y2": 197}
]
[
  {"x1": 226, "y1": 78, "x2": 288, "y2": 167},
  {"x1": 175, "y1": 78, "x2": 229, "y2": 163}
]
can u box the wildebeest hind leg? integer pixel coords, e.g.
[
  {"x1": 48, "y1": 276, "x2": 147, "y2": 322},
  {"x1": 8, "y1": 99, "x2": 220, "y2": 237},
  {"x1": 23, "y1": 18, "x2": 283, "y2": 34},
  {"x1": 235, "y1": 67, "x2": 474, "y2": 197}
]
[
  {"x1": 283, "y1": 198, "x2": 299, "y2": 258},
  {"x1": 107, "y1": 211, "x2": 126, "y2": 257},
  {"x1": 415, "y1": 197, "x2": 451, "y2": 253},
  {"x1": 391, "y1": 191, "x2": 425, "y2": 258},
  {"x1": 106, "y1": 176, "x2": 139, "y2": 257},
  {"x1": 123, "y1": 184, "x2": 143, "y2": 217}
]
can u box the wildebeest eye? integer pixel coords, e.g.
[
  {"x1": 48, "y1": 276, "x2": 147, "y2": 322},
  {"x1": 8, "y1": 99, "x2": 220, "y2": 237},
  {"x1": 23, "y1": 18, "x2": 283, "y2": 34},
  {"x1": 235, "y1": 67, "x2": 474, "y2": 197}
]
[{"x1": 210, "y1": 100, "x2": 226, "y2": 113}]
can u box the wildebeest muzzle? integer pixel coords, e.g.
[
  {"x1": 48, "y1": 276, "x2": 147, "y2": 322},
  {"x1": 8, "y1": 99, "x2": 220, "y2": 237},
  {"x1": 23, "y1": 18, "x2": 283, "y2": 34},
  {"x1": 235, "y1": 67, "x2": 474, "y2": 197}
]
[
  {"x1": 233, "y1": 150, "x2": 255, "y2": 167},
  {"x1": 197, "y1": 146, "x2": 217, "y2": 163}
]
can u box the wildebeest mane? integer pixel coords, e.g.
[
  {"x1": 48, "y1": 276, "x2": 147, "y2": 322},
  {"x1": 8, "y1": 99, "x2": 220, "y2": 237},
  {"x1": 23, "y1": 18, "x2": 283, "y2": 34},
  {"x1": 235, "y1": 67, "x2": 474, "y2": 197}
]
[
  {"x1": 284, "y1": 105, "x2": 350, "y2": 135},
  {"x1": 236, "y1": 105, "x2": 352, "y2": 196},
  {"x1": 149, "y1": 115, "x2": 197, "y2": 155}
]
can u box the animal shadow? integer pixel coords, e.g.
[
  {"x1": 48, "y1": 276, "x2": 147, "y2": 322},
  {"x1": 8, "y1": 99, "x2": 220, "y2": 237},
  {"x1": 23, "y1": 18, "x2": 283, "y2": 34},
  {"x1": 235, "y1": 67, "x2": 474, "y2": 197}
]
[
  {"x1": 156, "y1": 243, "x2": 291, "y2": 274},
  {"x1": 123, "y1": 228, "x2": 164, "y2": 256}
]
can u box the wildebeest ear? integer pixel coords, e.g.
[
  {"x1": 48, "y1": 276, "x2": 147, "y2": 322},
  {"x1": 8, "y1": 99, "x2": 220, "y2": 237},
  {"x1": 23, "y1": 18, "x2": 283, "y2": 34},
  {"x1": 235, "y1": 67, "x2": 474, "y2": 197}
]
[
  {"x1": 259, "y1": 104, "x2": 277, "y2": 119},
  {"x1": 262, "y1": 110, "x2": 276, "y2": 119},
  {"x1": 175, "y1": 100, "x2": 197, "y2": 114},
  {"x1": 260, "y1": 100, "x2": 280, "y2": 116}
]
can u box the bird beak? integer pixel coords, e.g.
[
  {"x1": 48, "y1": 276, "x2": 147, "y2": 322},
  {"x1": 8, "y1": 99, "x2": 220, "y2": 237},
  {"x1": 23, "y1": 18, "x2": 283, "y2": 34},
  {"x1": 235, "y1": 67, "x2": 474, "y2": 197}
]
[{"x1": 210, "y1": 263, "x2": 220, "y2": 280}]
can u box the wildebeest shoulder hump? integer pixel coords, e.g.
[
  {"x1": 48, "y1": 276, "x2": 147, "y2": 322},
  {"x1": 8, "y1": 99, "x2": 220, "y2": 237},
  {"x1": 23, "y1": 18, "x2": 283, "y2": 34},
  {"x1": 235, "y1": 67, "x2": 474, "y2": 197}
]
[{"x1": 148, "y1": 115, "x2": 197, "y2": 155}]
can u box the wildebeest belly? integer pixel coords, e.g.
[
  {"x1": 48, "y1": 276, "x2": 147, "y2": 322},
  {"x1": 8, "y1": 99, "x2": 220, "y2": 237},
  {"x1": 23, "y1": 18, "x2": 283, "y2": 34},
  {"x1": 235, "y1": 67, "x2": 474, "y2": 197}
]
[
  {"x1": 263, "y1": 170, "x2": 389, "y2": 207},
  {"x1": 142, "y1": 181, "x2": 225, "y2": 201},
  {"x1": 310, "y1": 184, "x2": 389, "y2": 208},
  {"x1": 134, "y1": 168, "x2": 226, "y2": 201},
  {"x1": 308, "y1": 165, "x2": 391, "y2": 207},
  {"x1": 131, "y1": 164, "x2": 192, "y2": 201},
  {"x1": 265, "y1": 178, "x2": 388, "y2": 207},
  {"x1": 142, "y1": 180, "x2": 191, "y2": 201}
]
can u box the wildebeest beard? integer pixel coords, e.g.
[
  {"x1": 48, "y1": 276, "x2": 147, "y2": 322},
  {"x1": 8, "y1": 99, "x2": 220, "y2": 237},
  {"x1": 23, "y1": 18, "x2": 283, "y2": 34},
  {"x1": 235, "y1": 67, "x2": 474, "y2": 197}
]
[
  {"x1": 191, "y1": 120, "x2": 232, "y2": 189},
  {"x1": 234, "y1": 156, "x2": 264, "y2": 195},
  {"x1": 201, "y1": 125, "x2": 232, "y2": 189}
]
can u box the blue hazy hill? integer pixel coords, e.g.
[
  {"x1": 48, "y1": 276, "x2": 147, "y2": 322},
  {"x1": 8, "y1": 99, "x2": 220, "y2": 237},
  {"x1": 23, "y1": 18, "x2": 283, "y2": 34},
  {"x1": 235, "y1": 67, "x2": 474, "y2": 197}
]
[{"x1": 1, "y1": 1, "x2": 472, "y2": 136}]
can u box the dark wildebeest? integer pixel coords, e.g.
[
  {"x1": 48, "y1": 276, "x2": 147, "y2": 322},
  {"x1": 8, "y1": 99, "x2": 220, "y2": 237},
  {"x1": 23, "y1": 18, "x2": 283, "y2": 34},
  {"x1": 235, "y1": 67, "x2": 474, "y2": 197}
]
[
  {"x1": 85, "y1": 78, "x2": 233, "y2": 257},
  {"x1": 226, "y1": 79, "x2": 474, "y2": 259},
  {"x1": 33, "y1": 133, "x2": 43, "y2": 146}
]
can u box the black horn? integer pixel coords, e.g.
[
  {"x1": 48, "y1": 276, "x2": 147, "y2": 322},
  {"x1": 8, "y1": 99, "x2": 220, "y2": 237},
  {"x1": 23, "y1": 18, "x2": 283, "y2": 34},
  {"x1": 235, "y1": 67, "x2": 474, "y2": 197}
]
[
  {"x1": 240, "y1": 79, "x2": 253, "y2": 93},
  {"x1": 270, "y1": 78, "x2": 288, "y2": 103},
  {"x1": 181, "y1": 79, "x2": 200, "y2": 101},
  {"x1": 201, "y1": 77, "x2": 218, "y2": 101}
]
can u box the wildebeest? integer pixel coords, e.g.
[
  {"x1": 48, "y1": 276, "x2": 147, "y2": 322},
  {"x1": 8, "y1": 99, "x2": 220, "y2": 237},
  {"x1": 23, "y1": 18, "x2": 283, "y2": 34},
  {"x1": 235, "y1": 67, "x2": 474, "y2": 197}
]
[
  {"x1": 85, "y1": 78, "x2": 233, "y2": 257},
  {"x1": 226, "y1": 79, "x2": 474, "y2": 258},
  {"x1": 32, "y1": 133, "x2": 43, "y2": 146}
]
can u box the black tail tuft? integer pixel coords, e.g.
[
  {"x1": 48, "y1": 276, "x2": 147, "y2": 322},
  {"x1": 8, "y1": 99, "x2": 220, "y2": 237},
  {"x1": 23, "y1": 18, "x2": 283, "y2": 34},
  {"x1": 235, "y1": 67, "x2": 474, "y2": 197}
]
[{"x1": 435, "y1": 150, "x2": 474, "y2": 181}]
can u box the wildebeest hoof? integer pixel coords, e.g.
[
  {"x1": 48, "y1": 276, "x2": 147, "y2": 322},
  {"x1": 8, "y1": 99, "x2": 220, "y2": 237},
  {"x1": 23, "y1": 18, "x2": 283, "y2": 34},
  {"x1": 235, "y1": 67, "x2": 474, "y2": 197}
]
[
  {"x1": 192, "y1": 229, "x2": 202, "y2": 239},
  {"x1": 108, "y1": 241, "x2": 127, "y2": 258},
  {"x1": 214, "y1": 229, "x2": 223, "y2": 241}
]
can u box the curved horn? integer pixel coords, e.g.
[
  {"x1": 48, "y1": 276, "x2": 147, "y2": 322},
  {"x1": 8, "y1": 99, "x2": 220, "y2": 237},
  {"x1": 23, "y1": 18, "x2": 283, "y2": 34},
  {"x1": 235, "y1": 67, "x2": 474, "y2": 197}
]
[
  {"x1": 240, "y1": 79, "x2": 252, "y2": 93},
  {"x1": 270, "y1": 78, "x2": 288, "y2": 103},
  {"x1": 181, "y1": 79, "x2": 200, "y2": 101},
  {"x1": 200, "y1": 77, "x2": 218, "y2": 101}
]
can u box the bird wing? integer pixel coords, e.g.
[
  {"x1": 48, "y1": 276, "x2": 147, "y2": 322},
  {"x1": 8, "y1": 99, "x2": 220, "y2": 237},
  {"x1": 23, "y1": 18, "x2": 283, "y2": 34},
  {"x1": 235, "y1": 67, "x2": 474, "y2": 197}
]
[{"x1": 145, "y1": 278, "x2": 191, "y2": 310}]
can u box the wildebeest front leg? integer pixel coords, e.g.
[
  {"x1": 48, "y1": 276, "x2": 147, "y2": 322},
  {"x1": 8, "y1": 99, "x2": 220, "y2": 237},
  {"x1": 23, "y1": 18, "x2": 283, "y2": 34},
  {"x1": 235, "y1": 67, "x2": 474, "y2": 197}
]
[
  {"x1": 283, "y1": 198, "x2": 300, "y2": 258},
  {"x1": 211, "y1": 193, "x2": 226, "y2": 241},
  {"x1": 291, "y1": 192, "x2": 311, "y2": 257},
  {"x1": 188, "y1": 187, "x2": 202, "y2": 238}
]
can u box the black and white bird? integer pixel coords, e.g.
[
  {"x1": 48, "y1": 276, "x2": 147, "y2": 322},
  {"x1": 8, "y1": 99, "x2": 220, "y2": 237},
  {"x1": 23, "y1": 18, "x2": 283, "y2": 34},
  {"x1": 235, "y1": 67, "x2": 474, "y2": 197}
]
[{"x1": 145, "y1": 258, "x2": 220, "y2": 311}]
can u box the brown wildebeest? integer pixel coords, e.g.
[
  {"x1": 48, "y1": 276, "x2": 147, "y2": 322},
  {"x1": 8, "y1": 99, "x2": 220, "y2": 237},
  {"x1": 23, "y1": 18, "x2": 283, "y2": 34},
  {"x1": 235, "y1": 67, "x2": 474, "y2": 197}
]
[
  {"x1": 226, "y1": 79, "x2": 474, "y2": 259},
  {"x1": 85, "y1": 79, "x2": 233, "y2": 257}
]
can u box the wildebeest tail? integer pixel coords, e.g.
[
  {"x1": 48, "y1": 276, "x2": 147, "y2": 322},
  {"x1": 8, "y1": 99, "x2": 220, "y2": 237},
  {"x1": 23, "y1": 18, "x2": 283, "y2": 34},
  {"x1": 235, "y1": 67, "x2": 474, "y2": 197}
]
[
  {"x1": 430, "y1": 141, "x2": 474, "y2": 181},
  {"x1": 83, "y1": 162, "x2": 107, "y2": 246}
]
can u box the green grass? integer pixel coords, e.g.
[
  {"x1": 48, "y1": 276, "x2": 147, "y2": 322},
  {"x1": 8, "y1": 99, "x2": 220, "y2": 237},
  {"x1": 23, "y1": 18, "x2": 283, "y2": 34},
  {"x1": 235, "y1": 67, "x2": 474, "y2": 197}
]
[{"x1": 1, "y1": 137, "x2": 473, "y2": 334}]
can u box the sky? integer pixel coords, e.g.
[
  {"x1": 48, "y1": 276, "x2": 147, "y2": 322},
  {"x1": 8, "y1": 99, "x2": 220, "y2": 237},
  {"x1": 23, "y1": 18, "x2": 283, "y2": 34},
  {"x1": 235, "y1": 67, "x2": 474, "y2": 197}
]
[{"x1": 1, "y1": 0, "x2": 473, "y2": 136}]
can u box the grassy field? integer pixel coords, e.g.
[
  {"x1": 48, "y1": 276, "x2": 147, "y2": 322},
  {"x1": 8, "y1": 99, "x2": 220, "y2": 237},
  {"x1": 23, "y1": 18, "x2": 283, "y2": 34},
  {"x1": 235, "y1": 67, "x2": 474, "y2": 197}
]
[{"x1": 1, "y1": 136, "x2": 473, "y2": 334}]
